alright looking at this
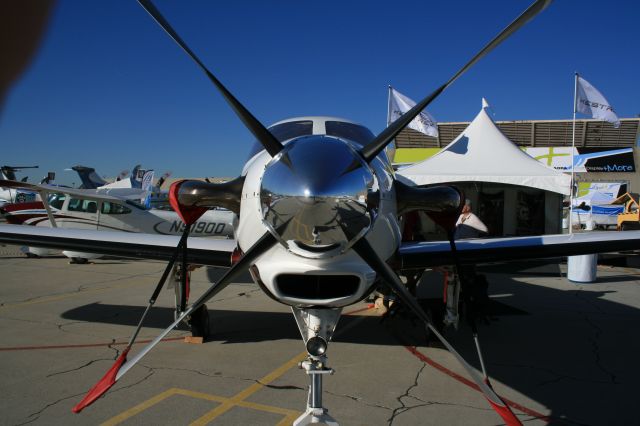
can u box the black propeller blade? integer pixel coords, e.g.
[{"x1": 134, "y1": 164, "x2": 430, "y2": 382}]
[
  {"x1": 359, "y1": 0, "x2": 553, "y2": 163},
  {"x1": 350, "y1": 236, "x2": 522, "y2": 424},
  {"x1": 137, "y1": 0, "x2": 284, "y2": 157},
  {"x1": 72, "y1": 229, "x2": 279, "y2": 412}
]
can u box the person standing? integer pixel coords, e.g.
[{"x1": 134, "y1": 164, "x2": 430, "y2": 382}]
[
  {"x1": 454, "y1": 199, "x2": 488, "y2": 239},
  {"x1": 451, "y1": 199, "x2": 489, "y2": 327}
]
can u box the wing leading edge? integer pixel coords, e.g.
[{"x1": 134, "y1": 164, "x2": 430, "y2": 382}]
[
  {"x1": 399, "y1": 231, "x2": 640, "y2": 269},
  {"x1": 0, "y1": 224, "x2": 234, "y2": 267}
]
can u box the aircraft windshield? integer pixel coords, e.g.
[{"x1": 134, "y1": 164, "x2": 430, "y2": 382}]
[
  {"x1": 245, "y1": 119, "x2": 388, "y2": 163},
  {"x1": 101, "y1": 201, "x2": 132, "y2": 215},
  {"x1": 326, "y1": 121, "x2": 390, "y2": 164},
  {"x1": 325, "y1": 121, "x2": 375, "y2": 146},
  {"x1": 247, "y1": 120, "x2": 313, "y2": 159}
]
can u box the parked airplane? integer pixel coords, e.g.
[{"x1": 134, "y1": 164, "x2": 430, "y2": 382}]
[
  {"x1": 71, "y1": 164, "x2": 152, "y2": 190},
  {"x1": 0, "y1": 165, "x2": 40, "y2": 206},
  {"x1": 0, "y1": 180, "x2": 236, "y2": 261},
  {"x1": 1, "y1": 1, "x2": 638, "y2": 424},
  {"x1": 71, "y1": 164, "x2": 171, "y2": 208}
]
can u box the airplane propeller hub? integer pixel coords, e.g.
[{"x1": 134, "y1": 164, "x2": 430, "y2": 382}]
[{"x1": 260, "y1": 136, "x2": 379, "y2": 257}]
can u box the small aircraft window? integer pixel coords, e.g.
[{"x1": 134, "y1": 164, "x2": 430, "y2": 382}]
[
  {"x1": 247, "y1": 120, "x2": 313, "y2": 159},
  {"x1": 67, "y1": 198, "x2": 83, "y2": 212},
  {"x1": 101, "y1": 201, "x2": 132, "y2": 215},
  {"x1": 125, "y1": 200, "x2": 146, "y2": 210},
  {"x1": 48, "y1": 193, "x2": 66, "y2": 209},
  {"x1": 325, "y1": 121, "x2": 375, "y2": 146},
  {"x1": 67, "y1": 198, "x2": 99, "y2": 213}
]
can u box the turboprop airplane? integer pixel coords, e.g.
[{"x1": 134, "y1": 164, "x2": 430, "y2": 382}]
[{"x1": 1, "y1": 0, "x2": 639, "y2": 425}]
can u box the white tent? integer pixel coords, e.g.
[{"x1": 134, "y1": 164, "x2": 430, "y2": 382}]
[{"x1": 398, "y1": 99, "x2": 571, "y2": 195}]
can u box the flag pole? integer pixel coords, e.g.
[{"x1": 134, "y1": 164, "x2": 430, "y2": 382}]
[
  {"x1": 386, "y1": 85, "x2": 395, "y2": 163},
  {"x1": 387, "y1": 85, "x2": 393, "y2": 127},
  {"x1": 569, "y1": 72, "x2": 578, "y2": 234}
]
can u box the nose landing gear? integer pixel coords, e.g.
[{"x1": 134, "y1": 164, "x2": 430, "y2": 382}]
[{"x1": 292, "y1": 307, "x2": 342, "y2": 426}]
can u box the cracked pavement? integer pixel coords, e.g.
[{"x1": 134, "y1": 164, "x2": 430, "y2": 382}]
[{"x1": 2, "y1": 251, "x2": 640, "y2": 425}]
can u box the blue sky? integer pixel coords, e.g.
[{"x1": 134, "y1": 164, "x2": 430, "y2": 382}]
[{"x1": 1, "y1": 0, "x2": 638, "y2": 186}]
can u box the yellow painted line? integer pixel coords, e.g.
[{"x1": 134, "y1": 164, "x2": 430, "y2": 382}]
[
  {"x1": 190, "y1": 351, "x2": 308, "y2": 426},
  {"x1": 101, "y1": 388, "x2": 179, "y2": 426},
  {"x1": 102, "y1": 306, "x2": 375, "y2": 426},
  {"x1": 277, "y1": 413, "x2": 301, "y2": 426},
  {"x1": 102, "y1": 387, "x2": 300, "y2": 426},
  {"x1": 173, "y1": 388, "x2": 228, "y2": 402},
  {"x1": 234, "y1": 400, "x2": 299, "y2": 417},
  {"x1": 174, "y1": 387, "x2": 301, "y2": 417}
]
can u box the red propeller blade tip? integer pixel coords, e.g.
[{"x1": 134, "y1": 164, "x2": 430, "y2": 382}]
[
  {"x1": 487, "y1": 398, "x2": 522, "y2": 426},
  {"x1": 72, "y1": 348, "x2": 130, "y2": 413}
]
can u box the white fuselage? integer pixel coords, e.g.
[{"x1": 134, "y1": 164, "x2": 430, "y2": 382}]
[
  {"x1": 0, "y1": 187, "x2": 40, "y2": 207},
  {"x1": 3, "y1": 196, "x2": 236, "y2": 238},
  {"x1": 236, "y1": 117, "x2": 402, "y2": 308}
]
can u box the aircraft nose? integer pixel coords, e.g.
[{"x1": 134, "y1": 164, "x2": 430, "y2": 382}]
[{"x1": 260, "y1": 135, "x2": 379, "y2": 255}]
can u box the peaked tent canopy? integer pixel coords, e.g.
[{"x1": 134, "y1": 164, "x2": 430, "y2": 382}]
[{"x1": 397, "y1": 99, "x2": 571, "y2": 195}]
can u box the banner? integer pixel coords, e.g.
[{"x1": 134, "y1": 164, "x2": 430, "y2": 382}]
[
  {"x1": 141, "y1": 170, "x2": 155, "y2": 192},
  {"x1": 576, "y1": 76, "x2": 620, "y2": 128},
  {"x1": 576, "y1": 181, "x2": 622, "y2": 200},
  {"x1": 389, "y1": 88, "x2": 438, "y2": 137},
  {"x1": 524, "y1": 147, "x2": 634, "y2": 172}
]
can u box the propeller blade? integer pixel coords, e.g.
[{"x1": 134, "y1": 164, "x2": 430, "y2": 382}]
[
  {"x1": 351, "y1": 237, "x2": 522, "y2": 425},
  {"x1": 359, "y1": 0, "x2": 552, "y2": 162},
  {"x1": 72, "y1": 230, "x2": 278, "y2": 413},
  {"x1": 137, "y1": 0, "x2": 284, "y2": 157}
]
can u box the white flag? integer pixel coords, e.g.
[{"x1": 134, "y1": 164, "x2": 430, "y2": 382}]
[
  {"x1": 576, "y1": 76, "x2": 620, "y2": 128},
  {"x1": 389, "y1": 88, "x2": 438, "y2": 137}
]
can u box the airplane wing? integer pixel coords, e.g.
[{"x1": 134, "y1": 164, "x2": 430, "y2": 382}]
[
  {"x1": 0, "y1": 179, "x2": 148, "y2": 202},
  {"x1": 398, "y1": 231, "x2": 640, "y2": 269},
  {"x1": 0, "y1": 224, "x2": 234, "y2": 267},
  {"x1": 3, "y1": 219, "x2": 638, "y2": 270}
]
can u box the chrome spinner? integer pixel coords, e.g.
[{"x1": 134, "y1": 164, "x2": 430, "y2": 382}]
[{"x1": 260, "y1": 135, "x2": 379, "y2": 258}]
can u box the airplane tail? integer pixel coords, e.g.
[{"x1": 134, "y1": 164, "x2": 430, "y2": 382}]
[
  {"x1": 129, "y1": 164, "x2": 143, "y2": 188},
  {"x1": 71, "y1": 165, "x2": 108, "y2": 189},
  {"x1": 1, "y1": 165, "x2": 39, "y2": 181}
]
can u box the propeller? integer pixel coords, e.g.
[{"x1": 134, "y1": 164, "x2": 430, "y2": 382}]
[
  {"x1": 350, "y1": 236, "x2": 522, "y2": 425},
  {"x1": 72, "y1": 228, "x2": 280, "y2": 413},
  {"x1": 71, "y1": 0, "x2": 552, "y2": 420},
  {"x1": 137, "y1": 0, "x2": 284, "y2": 157},
  {"x1": 359, "y1": 0, "x2": 552, "y2": 163}
]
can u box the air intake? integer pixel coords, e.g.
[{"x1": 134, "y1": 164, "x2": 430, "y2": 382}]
[{"x1": 276, "y1": 274, "x2": 360, "y2": 300}]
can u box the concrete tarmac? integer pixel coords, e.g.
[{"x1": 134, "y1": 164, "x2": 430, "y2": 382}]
[{"x1": 1, "y1": 244, "x2": 640, "y2": 425}]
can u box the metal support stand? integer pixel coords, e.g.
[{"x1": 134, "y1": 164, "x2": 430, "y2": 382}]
[
  {"x1": 293, "y1": 357, "x2": 338, "y2": 426},
  {"x1": 291, "y1": 307, "x2": 342, "y2": 426}
]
